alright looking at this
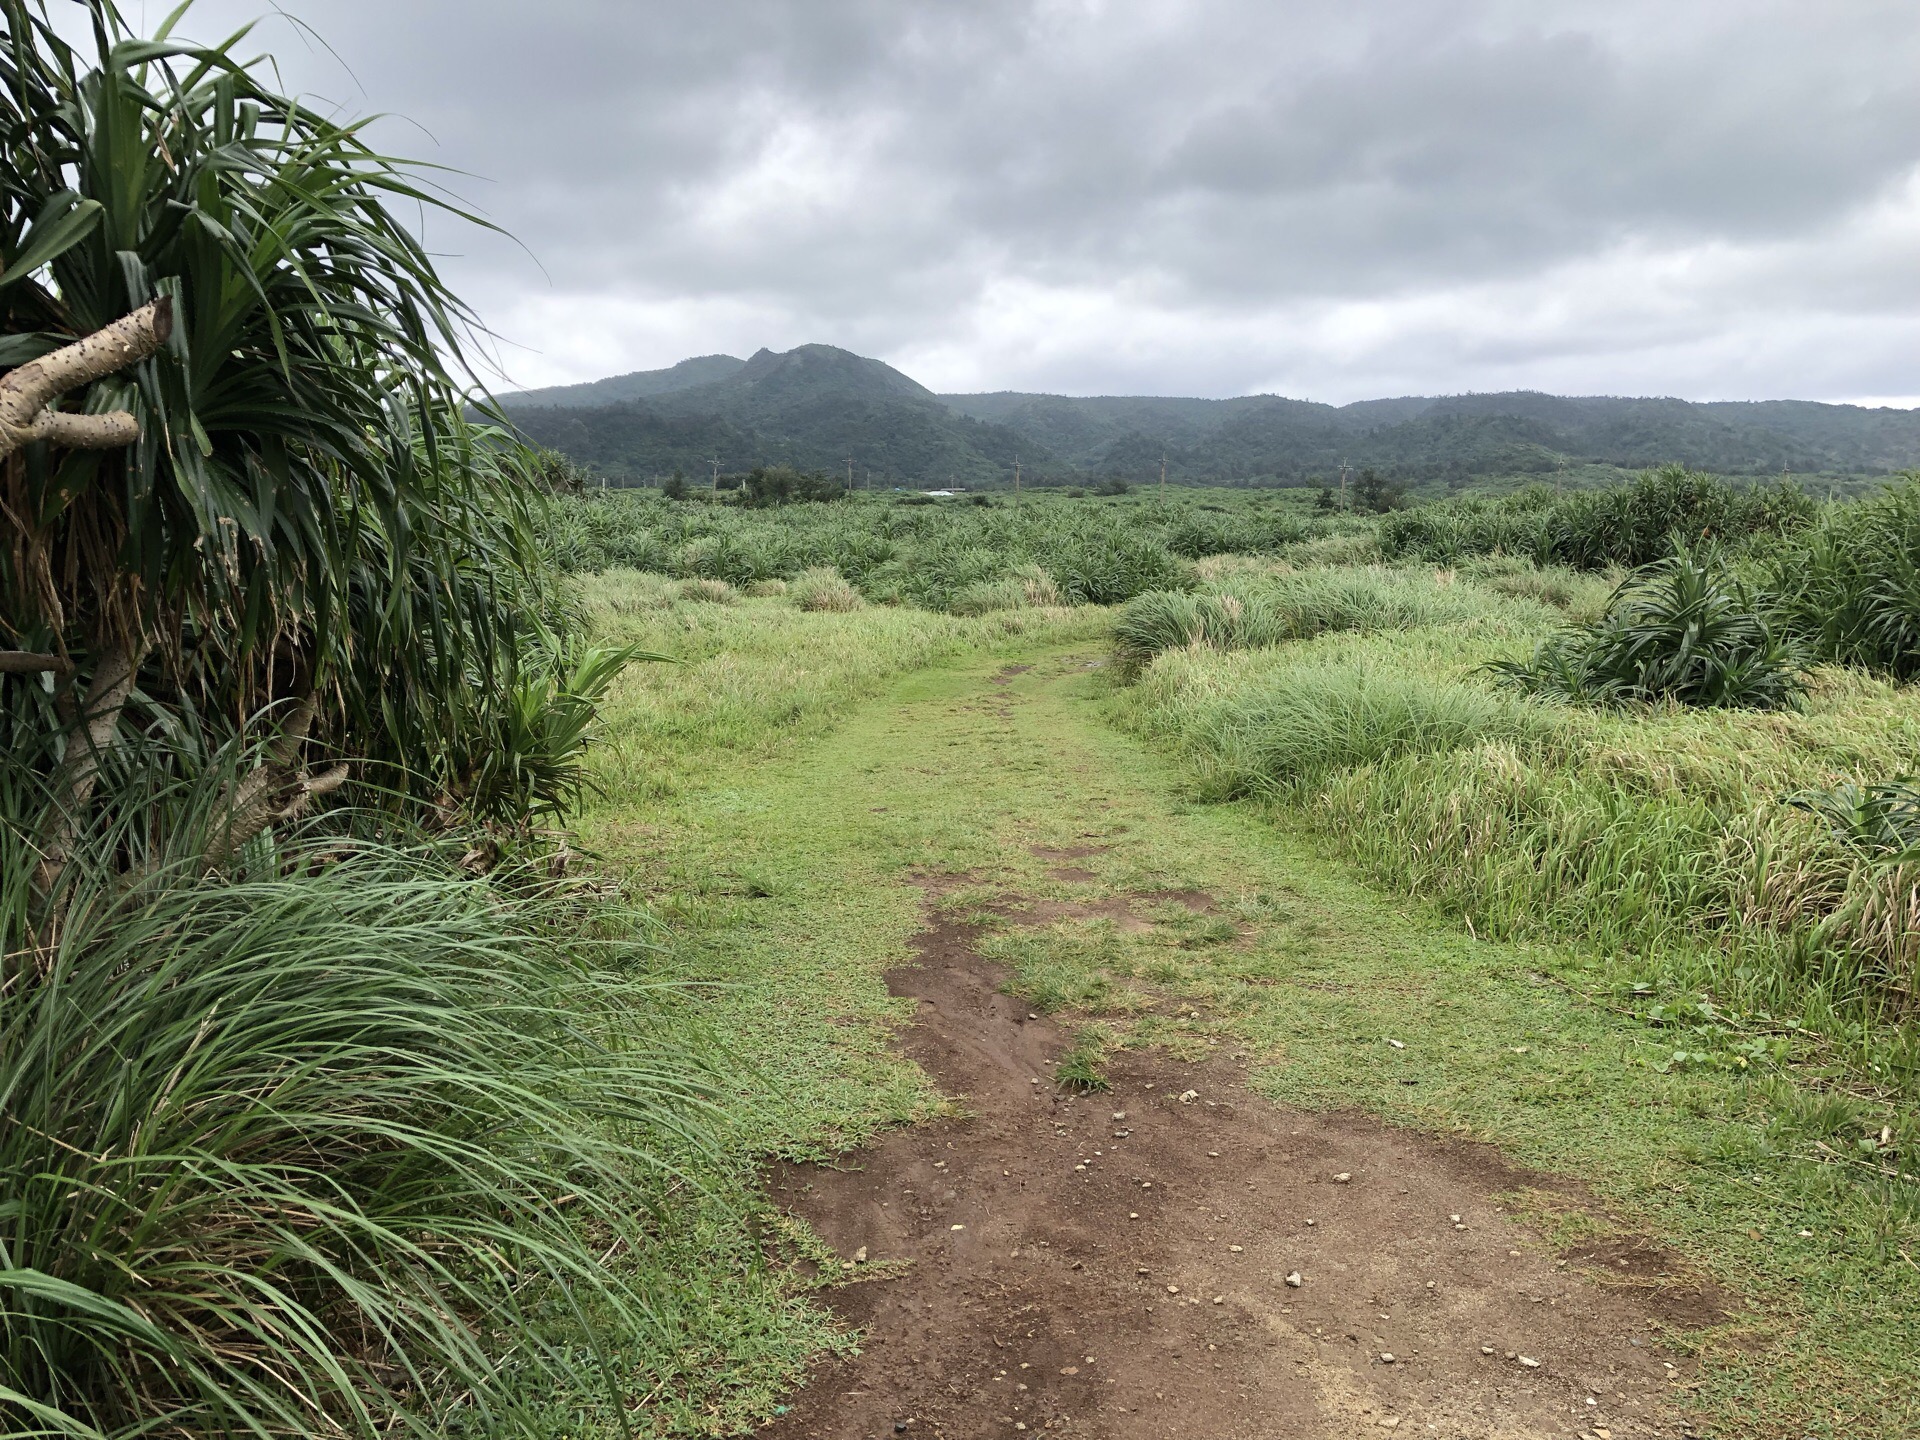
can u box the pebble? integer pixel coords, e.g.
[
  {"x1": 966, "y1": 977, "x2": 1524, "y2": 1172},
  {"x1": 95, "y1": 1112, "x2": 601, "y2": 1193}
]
[
  {"x1": 951, "y1": 1224, "x2": 965, "y2": 1231},
  {"x1": 852, "y1": 1246, "x2": 868, "y2": 1264},
  {"x1": 1480, "y1": 1345, "x2": 1495, "y2": 1355},
  {"x1": 1212, "y1": 1296, "x2": 1224, "y2": 1305},
  {"x1": 1380, "y1": 1352, "x2": 1396, "y2": 1363},
  {"x1": 1334, "y1": 1172, "x2": 1352, "y2": 1183},
  {"x1": 1229, "y1": 1244, "x2": 1244, "y2": 1253},
  {"x1": 1387, "y1": 1039, "x2": 1406, "y2": 1049},
  {"x1": 1179, "y1": 1089, "x2": 1199, "y2": 1103},
  {"x1": 1518, "y1": 1355, "x2": 1540, "y2": 1368},
  {"x1": 1166, "y1": 1284, "x2": 1181, "y2": 1294},
  {"x1": 1112, "y1": 1111, "x2": 1127, "y2": 1121},
  {"x1": 1285, "y1": 1272, "x2": 1303, "y2": 1287},
  {"x1": 1130, "y1": 1211, "x2": 1140, "y2": 1219}
]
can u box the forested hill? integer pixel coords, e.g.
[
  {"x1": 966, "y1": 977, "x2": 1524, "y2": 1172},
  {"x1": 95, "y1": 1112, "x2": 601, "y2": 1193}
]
[{"x1": 502, "y1": 344, "x2": 1920, "y2": 487}]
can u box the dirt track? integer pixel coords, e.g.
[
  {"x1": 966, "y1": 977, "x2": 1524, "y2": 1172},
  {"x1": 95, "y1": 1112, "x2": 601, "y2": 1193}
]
[{"x1": 762, "y1": 884, "x2": 1719, "y2": 1440}]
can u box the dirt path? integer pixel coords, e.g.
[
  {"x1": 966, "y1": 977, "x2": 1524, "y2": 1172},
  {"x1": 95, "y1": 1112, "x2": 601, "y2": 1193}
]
[{"x1": 763, "y1": 880, "x2": 1715, "y2": 1439}]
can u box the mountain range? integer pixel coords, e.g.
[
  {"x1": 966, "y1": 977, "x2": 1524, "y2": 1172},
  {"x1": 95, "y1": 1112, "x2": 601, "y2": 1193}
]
[{"x1": 500, "y1": 344, "x2": 1920, "y2": 490}]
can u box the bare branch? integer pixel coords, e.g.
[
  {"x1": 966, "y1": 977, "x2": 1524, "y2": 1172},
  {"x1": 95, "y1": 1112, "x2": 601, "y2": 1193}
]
[
  {"x1": 0, "y1": 650, "x2": 71, "y2": 676},
  {"x1": 0, "y1": 297, "x2": 173, "y2": 460}
]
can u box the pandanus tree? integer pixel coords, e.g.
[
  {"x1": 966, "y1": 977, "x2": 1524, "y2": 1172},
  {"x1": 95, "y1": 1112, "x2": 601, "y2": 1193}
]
[
  {"x1": 0, "y1": 9, "x2": 704, "y2": 1439},
  {"x1": 0, "y1": 0, "x2": 548, "y2": 916}
]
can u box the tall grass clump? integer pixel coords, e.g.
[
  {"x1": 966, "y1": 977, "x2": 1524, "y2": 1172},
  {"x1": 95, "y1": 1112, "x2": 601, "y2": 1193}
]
[
  {"x1": 949, "y1": 563, "x2": 1061, "y2": 615},
  {"x1": 2, "y1": 804, "x2": 715, "y2": 1437},
  {"x1": 1489, "y1": 545, "x2": 1806, "y2": 710},
  {"x1": 1113, "y1": 568, "x2": 1554, "y2": 673},
  {"x1": 788, "y1": 566, "x2": 866, "y2": 612},
  {"x1": 1130, "y1": 651, "x2": 1560, "y2": 801}
]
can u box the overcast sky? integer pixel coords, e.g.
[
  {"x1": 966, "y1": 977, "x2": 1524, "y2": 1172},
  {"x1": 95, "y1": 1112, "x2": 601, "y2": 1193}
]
[{"x1": 147, "y1": 1, "x2": 1920, "y2": 404}]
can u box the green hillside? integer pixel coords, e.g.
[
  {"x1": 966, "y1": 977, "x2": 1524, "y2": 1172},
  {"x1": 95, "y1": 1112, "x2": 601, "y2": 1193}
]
[{"x1": 505, "y1": 344, "x2": 1920, "y2": 490}]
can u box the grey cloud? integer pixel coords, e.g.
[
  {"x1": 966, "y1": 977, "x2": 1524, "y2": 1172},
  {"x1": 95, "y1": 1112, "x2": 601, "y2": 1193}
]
[{"x1": 151, "y1": 1, "x2": 1920, "y2": 399}]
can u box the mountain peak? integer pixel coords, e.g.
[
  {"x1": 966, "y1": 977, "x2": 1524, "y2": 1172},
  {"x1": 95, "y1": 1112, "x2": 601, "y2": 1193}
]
[{"x1": 730, "y1": 343, "x2": 937, "y2": 403}]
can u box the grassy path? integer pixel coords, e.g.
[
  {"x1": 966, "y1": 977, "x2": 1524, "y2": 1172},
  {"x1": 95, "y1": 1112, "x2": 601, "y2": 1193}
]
[{"x1": 585, "y1": 632, "x2": 1913, "y2": 1439}]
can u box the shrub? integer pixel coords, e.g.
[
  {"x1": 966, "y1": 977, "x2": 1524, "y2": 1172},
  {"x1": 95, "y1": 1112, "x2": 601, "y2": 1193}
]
[
  {"x1": 1767, "y1": 477, "x2": 1920, "y2": 679},
  {"x1": 737, "y1": 465, "x2": 846, "y2": 507},
  {"x1": 1487, "y1": 545, "x2": 1806, "y2": 710},
  {"x1": 744, "y1": 578, "x2": 790, "y2": 597},
  {"x1": 1380, "y1": 467, "x2": 1815, "y2": 570},
  {"x1": 446, "y1": 631, "x2": 668, "y2": 827},
  {"x1": 1787, "y1": 778, "x2": 1920, "y2": 860},
  {"x1": 789, "y1": 566, "x2": 866, "y2": 612},
  {"x1": 1047, "y1": 535, "x2": 1194, "y2": 605}
]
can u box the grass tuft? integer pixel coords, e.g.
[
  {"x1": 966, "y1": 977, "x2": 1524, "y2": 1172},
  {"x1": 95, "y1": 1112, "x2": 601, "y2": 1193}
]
[{"x1": 1054, "y1": 1027, "x2": 1113, "y2": 1091}]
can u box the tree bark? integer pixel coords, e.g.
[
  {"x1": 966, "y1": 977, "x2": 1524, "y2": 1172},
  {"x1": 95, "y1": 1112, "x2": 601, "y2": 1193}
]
[
  {"x1": 202, "y1": 696, "x2": 352, "y2": 869},
  {"x1": 0, "y1": 297, "x2": 172, "y2": 459},
  {"x1": 32, "y1": 635, "x2": 150, "y2": 901}
]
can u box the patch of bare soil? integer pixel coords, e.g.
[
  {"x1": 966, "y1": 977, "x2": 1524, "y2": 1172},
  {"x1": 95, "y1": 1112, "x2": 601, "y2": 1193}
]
[{"x1": 763, "y1": 893, "x2": 1711, "y2": 1440}]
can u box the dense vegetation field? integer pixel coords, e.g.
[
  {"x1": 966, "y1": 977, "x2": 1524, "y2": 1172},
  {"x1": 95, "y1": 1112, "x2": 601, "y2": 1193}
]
[{"x1": 488, "y1": 463, "x2": 1920, "y2": 1434}]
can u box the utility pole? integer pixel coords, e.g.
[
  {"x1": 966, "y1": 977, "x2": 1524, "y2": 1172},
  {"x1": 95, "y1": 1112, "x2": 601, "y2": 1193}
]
[
  {"x1": 847, "y1": 456, "x2": 855, "y2": 493},
  {"x1": 1014, "y1": 454, "x2": 1021, "y2": 505},
  {"x1": 1160, "y1": 453, "x2": 1167, "y2": 496},
  {"x1": 710, "y1": 454, "x2": 720, "y2": 497},
  {"x1": 1339, "y1": 460, "x2": 1350, "y2": 511}
]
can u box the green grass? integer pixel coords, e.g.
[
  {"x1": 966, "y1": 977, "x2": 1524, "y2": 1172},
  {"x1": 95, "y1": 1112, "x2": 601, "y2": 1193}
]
[
  {"x1": 1112, "y1": 564, "x2": 1558, "y2": 673},
  {"x1": 563, "y1": 571, "x2": 1918, "y2": 1436}
]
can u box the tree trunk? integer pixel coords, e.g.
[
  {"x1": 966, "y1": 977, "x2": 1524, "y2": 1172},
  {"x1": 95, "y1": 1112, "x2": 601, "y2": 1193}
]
[{"x1": 32, "y1": 634, "x2": 151, "y2": 903}]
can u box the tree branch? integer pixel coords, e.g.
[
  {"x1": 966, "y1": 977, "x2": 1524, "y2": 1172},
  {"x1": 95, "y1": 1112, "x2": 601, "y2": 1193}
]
[
  {"x1": 0, "y1": 650, "x2": 71, "y2": 676},
  {"x1": 0, "y1": 297, "x2": 172, "y2": 460}
]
